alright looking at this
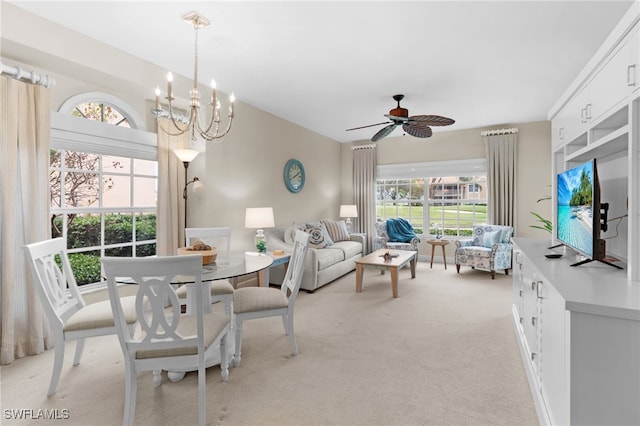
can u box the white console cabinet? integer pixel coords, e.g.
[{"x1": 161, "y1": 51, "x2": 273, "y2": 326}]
[{"x1": 511, "y1": 238, "x2": 640, "y2": 426}]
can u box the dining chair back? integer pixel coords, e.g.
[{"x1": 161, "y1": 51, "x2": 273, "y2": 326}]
[
  {"x1": 24, "y1": 237, "x2": 137, "y2": 397},
  {"x1": 185, "y1": 226, "x2": 231, "y2": 253},
  {"x1": 102, "y1": 255, "x2": 230, "y2": 426},
  {"x1": 178, "y1": 226, "x2": 235, "y2": 315},
  {"x1": 232, "y1": 230, "x2": 309, "y2": 366}
]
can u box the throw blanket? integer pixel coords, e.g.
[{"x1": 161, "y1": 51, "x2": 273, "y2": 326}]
[{"x1": 386, "y1": 218, "x2": 417, "y2": 243}]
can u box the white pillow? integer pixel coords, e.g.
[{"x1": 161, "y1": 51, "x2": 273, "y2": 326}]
[{"x1": 306, "y1": 227, "x2": 329, "y2": 249}]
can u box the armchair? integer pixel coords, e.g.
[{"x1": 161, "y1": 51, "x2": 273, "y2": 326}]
[
  {"x1": 374, "y1": 219, "x2": 421, "y2": 252},
  {"x1": 454, "y1": 224, "x2": 513, "y2": 279}
]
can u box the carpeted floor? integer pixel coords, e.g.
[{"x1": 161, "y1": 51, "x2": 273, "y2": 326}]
[{"x1": 0, "y1": 262, "x2": 538, "y2": 426}]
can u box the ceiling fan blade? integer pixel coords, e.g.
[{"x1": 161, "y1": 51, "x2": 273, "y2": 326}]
[
  {"x1": 408, "y1": 115, "x2": 455, "y2": 126},
  {"x1": 371, "y1": 123, "x2": 398, "y2": 142},
  {"x1": 403, "y1": 122, "x2": 433, "y2": 138},
  {"x1": 345, "y1": 121, "x2": 390, "y2": 131}
]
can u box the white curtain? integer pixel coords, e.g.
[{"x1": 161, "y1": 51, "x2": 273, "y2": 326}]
[
  {"x1": 0, "y1": 76, "x2": 52, "y2": 364},
  {"x1": 352, "y1": 144, "x2": 376, "y2": 253},
  {"x1": 483, "y1": 132, "x2": 518, "y2": 229},
  {"x1": 156, "y1": 119, "x2": 189, "y2": 255}
]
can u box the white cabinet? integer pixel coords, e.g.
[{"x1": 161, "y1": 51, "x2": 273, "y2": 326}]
[
  {"x1": 512, "y1": 244, "x2": 568, "y2": 425},
  {"x1": 538, "y1": 280, "x2": 568, "y2": 426},
  {"x1": 551, "y1": 25, "x2": 638, "y2": 148},
  {"x1": 588, "y1": 25, "x2": 639, "y2": 124},
  {"x1": 511, "y1": 238, "x2": 640, "y2": 426},
  {"x1": 551, "y1": 84, "x2": 588, "y2": 146}
]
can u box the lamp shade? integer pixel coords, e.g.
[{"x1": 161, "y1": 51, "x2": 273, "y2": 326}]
[
  {"x1": 245, "y1": 207, "x2": 275, "y2": 229},
  {"x1": 173, "y1": 148, "x2": 200, "y2": 163},
  {"x1": 192, "y1": 178, "x2": 204, "y2": 192},
  {"x1": 339, "y1": 204, "x2": 358, "y2": 218}
]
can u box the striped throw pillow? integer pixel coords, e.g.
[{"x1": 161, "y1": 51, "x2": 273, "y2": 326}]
[{"x1": 322, "y1": 220, "x2": 350, "y2": 242}]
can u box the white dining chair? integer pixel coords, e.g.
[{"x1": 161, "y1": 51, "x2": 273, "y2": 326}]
[
  {"x1": 24, "y1": 237, "x2": 137, "y2": 397},
  {"x1": 102, "y1": 255, "x2": 230, "y2": 426},
  {"x1": 233, "y1": 230, "x2": 309, "y2": 366},
  {"x1": 176, "y1": 227, "x2": 234, "y2": 315}
]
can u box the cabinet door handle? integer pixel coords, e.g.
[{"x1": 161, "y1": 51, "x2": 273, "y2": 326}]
[
  {"x1": 581, "y1": 108, "x2": 587, "y2": 123},
  {"x1": 536, "y1": 281, "x2": 543, "y2": 299},
  {"x1": 531, "y1": 281, "x2": 536, "y2": 291},
  {"x1": 628, "y1": 64, "x2": 637, "y2": 86},
  {"x1": 585, "y1": 104, "x2": 592, "y2": 120},
  {"x1": 559, "y1": 127, "x2": 565, "y2": 140},
  {"x1": 532, "y1": 316, "x2": 537, "y2": 326},
  {"x1": 520, "y1": 317, "x2": 524, "y2": 324},
  {"x1": 531, "y1": 352, "x2": 536, "y2": 361},
  {"x1": 519, "y1": 290, "x2": 523, "y2": 297}
]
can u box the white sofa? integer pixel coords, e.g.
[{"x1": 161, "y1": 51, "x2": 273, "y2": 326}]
[{"x1": 265, "y1": 223, "x2": 365, "y2": 292}]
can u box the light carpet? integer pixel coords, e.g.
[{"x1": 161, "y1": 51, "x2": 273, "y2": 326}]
[{"x1": 0, "y1": 262, "x2": 537, "y2": 426}]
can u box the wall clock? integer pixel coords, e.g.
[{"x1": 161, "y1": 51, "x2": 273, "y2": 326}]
[{"x1": 284, "y1": 159, "x2": 305, "y2": 193}]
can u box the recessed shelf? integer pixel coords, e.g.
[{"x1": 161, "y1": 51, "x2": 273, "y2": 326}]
[{"x1": 566, "y1": 124, "x2": 628, "y2": 163}]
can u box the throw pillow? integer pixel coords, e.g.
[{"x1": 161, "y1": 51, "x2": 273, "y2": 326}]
[
  {"x1": 306, "y1": 227, "x2": 329, "y2": 249},
  {"x1": 284, "y1": 223, "x2": 306, "y2": 244},
  {"x1": 483, "y1": 230, "x2": 502, "y2": 248},
  {"x1": 321, "y1": 220, "x2": 350, "y2": 242},
  {"x1": 305, "y1": 222, "x2": 334, "y2": 246}
]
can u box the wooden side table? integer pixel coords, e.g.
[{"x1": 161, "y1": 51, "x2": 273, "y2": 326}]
[{"x1": 428, "y1": 239, "x2": 449, "y2": 269}]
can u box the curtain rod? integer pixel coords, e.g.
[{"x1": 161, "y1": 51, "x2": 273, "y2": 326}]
[
  {"x1": 480, "y1": 128, "x2": 518, "y2": 136},
  {"x1": 0, "y1": 61, "x2": 56, "y2": 88},
  {"x1": 351, "y1": 143, "x2": 376, "y2": 150}
]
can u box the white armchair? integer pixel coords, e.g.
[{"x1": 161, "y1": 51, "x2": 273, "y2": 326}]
[{"x1": 454, "y1": 224, "x2": 513, "y2": 279}]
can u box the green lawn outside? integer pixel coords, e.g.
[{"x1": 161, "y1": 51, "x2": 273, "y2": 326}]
[{"x1": 377, "y1": 204, "x2": 487, "y2": 236}]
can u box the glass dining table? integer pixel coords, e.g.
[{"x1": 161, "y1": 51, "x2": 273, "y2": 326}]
[{"x1": 178, "y1": 251, "x2": 273, "y2": 315}]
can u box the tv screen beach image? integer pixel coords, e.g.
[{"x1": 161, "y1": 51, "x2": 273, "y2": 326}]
[{"x1": 557, "y1": 161, "x2": 594, "y2": 257}]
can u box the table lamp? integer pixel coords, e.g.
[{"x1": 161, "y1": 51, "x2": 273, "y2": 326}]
[
  {"x1": 245, "y1": 207, "x2": 275, "y2": 253},
  {"x1": 339, "y1": 204, "x2": 358, "y2": 233}
]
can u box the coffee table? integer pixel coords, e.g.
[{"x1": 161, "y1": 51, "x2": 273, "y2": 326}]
[{"x1": 355, "y1": 249, "x2": 417, "y2": 298}]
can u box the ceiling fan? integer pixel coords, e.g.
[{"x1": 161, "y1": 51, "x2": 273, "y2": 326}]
[{"x1": 346, "y1": 94, "x2": 455, "y2": 142}]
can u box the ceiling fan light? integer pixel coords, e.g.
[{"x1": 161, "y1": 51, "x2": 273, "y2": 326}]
[{"x1": 389, "y1": 106, "x2": 408, "y2": 118}]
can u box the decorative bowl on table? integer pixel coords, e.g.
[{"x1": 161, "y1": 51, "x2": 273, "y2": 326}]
[{"x1": 177, "y1": 243, "x2": 217, "y2": 265}]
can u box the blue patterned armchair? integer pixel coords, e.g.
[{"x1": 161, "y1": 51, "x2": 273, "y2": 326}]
[
  {"x1": 455, "y1": 224, "x2": 513, "y2": 279},
  {"x1": 374, "y1": 220, "x2": 420, "y2": 252}
]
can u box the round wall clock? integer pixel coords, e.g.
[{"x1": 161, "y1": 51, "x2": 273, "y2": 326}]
[{"x1": 284, "y1": 159, "x2": 305, "y2": 193}]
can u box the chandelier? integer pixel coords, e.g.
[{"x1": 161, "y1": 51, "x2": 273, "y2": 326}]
[{"x1": 153, "y1": 12, "x2": 235, "y2": 142}]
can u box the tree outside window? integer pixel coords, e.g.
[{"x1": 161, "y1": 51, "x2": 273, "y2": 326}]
[{"x1": 50, "y1": 101, "x2": 157, "y2": 286}]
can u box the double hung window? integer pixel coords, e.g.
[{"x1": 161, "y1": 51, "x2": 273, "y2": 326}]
[{"x1": 376, "y1": 160, "x2": 488, "y2": 237}]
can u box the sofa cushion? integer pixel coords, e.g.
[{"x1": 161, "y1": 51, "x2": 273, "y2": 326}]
[
  {"x1": 332, "y1": 240, "x2": 362, "y2": 259},
  {"x1": 316, "y1": 247, "x2": 345, "y2": 270},
  {"x1": 321, "y1": 220, "x2": 350, "y2": 242}
]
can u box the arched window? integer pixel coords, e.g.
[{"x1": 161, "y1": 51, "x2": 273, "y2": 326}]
[{"x1": 51, "y1": 93, "x2": 157, "y2": 289}]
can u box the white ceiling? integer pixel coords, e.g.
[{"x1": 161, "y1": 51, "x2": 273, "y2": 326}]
[{"x1": 6, "y1": 1, "x2": 635, "y2": 142}]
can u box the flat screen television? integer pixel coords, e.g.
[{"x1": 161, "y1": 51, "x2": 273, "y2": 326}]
[{"x1": 554, "y1": 158, "x2": 622, "y2": 269}]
